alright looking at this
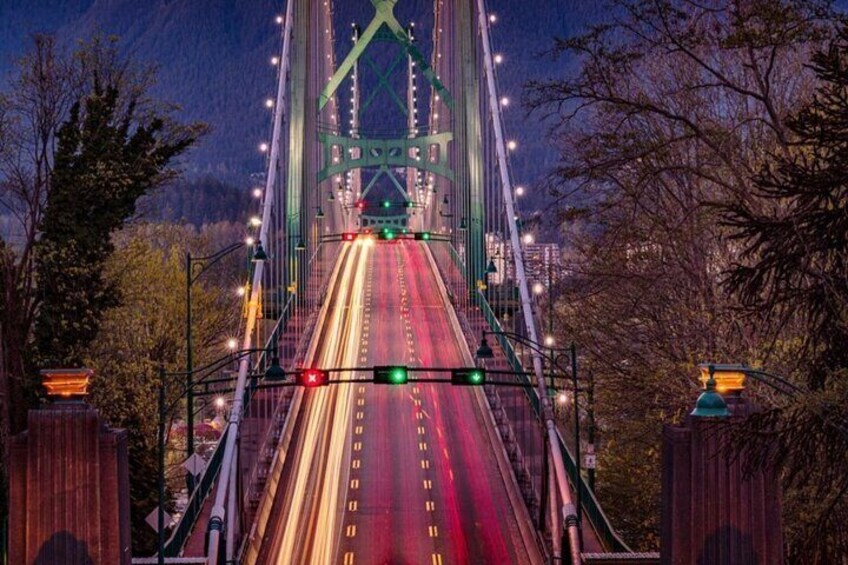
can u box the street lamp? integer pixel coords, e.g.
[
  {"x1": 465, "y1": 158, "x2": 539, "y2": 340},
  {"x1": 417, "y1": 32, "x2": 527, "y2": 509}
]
[
  {"x1": 475, "y1": 330, "x2": 585, "y2": 544},
  {"x1": 156, "y1": 348, "x2": 283, "y2": 564},
  {"x1": 184, "y1": 240, "x2": 267, "y2": 490}
]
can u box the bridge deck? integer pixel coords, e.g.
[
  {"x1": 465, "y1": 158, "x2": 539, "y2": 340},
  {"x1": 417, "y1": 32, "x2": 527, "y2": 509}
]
[{"x1": 254, "y1": 239, "x2": 542, "y2": 564}]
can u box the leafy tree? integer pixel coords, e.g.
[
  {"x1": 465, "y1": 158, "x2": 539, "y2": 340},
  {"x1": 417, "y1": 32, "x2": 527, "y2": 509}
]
[
  {"x1": 724, "y1": 26, "x2": 848, "y2": 560},
  {"x1": 34, "y1": 71, "x2": 204, "y2": 366},
  {"x1": 86, "y1": 222, "x2": 241, "y2": 554}
]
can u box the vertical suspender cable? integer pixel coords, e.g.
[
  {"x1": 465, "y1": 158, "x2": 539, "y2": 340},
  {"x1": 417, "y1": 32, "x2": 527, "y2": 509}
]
[
  {"x1": 206, "y1": 0, "x2": 295, "y2": 563},
  {"x1": 475, "y1": 0, "x2": 582, "y2": 562}
]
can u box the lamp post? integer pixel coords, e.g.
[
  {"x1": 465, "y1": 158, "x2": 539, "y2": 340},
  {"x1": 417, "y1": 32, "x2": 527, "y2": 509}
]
[
  {"x1": 156, "y1": 348, "x2": 283, "y2": 563},
  {"x1": 185, "y1": 240, "x2": 267, "y2": 490},
  {"x1": 476, "y1": 329, "x2": 584, "y2": 545}
]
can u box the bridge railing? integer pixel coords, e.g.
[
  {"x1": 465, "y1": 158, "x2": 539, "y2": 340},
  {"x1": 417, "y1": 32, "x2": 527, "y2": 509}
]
[
  {"x1": 427, "y1": 239, "x2": 630, "y2": 553},
  {"x1": 162, "y1": 236, "x2": 339, "y2": 558}
]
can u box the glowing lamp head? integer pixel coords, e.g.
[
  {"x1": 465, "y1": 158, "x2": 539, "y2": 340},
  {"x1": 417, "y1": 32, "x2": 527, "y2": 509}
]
[
  {"x1": 522, "y1": 233, "x2": 535, "y2": 245},
  {"x1": 236, "y1": 286, "x2": 247, "y2": 297},
  {"x1": 249, "y1": 216, "x2": 262, "y2": 227},
  {"x1": 533, "y1": 282, "x2": 544, "y2": 295},
  {"x1": 515, "y1": 186, "x2": 525, "y2": 196},
  {"x1": 214, "y1": 396, "x2": 226, "y2": 409},
  {"x1": 245, "y1": 236, "x2": 255, "y2": 246},
  {"x1": 698, "y1": 363, "x2": 747, "y2": 395},
  {"x1": 265, "y1": 98, "x2": 274, "y2": 108},
  {"x1": 494, "y1": 54, "x2": 503, "y2": 64},
  {"x1": 544, "y1": 335, "x2": 555, "y2": 347},
  {"x1": 259, "y1": 142, "x2": 269, "y2": 152},
  {"x1": 227, "y1": 338, "x2": 238, "y2": 351},
  {"x1": 253, "y1": 188, "x2": 263, "y2": 198},
  {"x1": 507, "y1": 140, "x2": 517, "y2": 151}
]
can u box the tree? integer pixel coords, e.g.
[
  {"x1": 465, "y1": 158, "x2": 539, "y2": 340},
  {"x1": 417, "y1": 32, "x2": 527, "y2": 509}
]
[
  {"x1": 0, "y1": 34, "x2": 204, "y2": 543},
  {"x1": 724, "y1": 26, "x2": 848, "y2": 560},
  {"x1": 86, "y1": 222, "x2": 241, "y2": 554},
  {"x1": 527, "y1": 0, "x2": 838, "y2": 550},
  {"x1": 33, "y1": 75, "x2": 202, "y2": 367}
]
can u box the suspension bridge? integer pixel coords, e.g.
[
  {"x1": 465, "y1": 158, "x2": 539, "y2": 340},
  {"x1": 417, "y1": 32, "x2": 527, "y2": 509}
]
[{"x1": 155, "y1": 1, "x2": 640, "y2": 563}]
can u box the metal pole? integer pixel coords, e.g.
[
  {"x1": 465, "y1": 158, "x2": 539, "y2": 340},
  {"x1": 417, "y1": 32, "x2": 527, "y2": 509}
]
[
  {"x1": 571, "y1": 341, "x2": 583, "y2": 548},
  {"x1": 539, "y1": 427, "x2": 549, "y2": 530},
  {"x1": 587, "y1": 374, "x2": 596, "y2": 492},
  {"x1": 185, "y1": 252, "x2": 195, "y2": 493},
  {"x1": 157, "y1": 365, "x2": 166, "y2": 565}
]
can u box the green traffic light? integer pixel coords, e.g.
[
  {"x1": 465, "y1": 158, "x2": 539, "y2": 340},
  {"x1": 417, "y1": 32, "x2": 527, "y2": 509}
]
[
  {"x1": 470, "y1": 370, "x2": 483, "y2": 384},
  {"x1": 374, "y1": 365, "x2": 408, "y2": 385},
  {"x1": 382, "y1": 200, "x2": 391, "y2": 208}
]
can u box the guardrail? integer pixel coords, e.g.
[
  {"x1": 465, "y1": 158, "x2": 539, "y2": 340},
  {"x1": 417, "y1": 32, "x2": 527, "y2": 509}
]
[{"x1": 476, "y1": 291, "x2": 631, "y2": 552}]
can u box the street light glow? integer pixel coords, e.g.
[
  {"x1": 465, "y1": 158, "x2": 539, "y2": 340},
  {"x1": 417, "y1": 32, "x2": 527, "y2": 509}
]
[
  {"x1": 494, "y1": 54, "x2": 503, "y2": 64},
  {"x1": 489, "y1": 13, "x2": 497, "y2": 23},
  {"x1": 500, "y1": 96, "x2": 509, "y2": 107},
  {"x1": 249, "y1": 216, "x2": 262, "y2": 227},
  {"x1": 275, "y1": 15, "x2": 284, "y2": 24},
  {"x1": 215, "y1": 396, "x2": 226, "y2": 409},
  {"x1": 558, "y1": 392, "x2": 568, "y2": 405},
  {"x1": 507, "y1": 140, "x2": 517, "y2": 151},
  {"x1": 245, "y1": 236, "x2": 255, "y2": 246},
  {"x1": 533, "y1": 282, "x2": 544, "y2": 295},
  {"x1": 515, "y1": 185, "x2": 525, "y2": 196},
  {"x1": 522, "y1": 233, "x2": 534, "y2": 245},
  {"x1": 544, "y1": 335, "x2": 555, "y2": 347},
  {"x1": 237, "y1": 286, "x2": 247, "y2": 297},
  {"x1": 227, "y1": 338, "x2": 238, "y2": 351},
  {"x1": 265, "y1": 98, "x2": 274, "y2": 108},
  {"x1": 259, "y1": 142, "x2": 269, "y2": 152},
  {"x1": 271, "y1": 56, "x2": 280, "y2": 65},
  {"x1": 253, "y1": 188, "x2": 263, "y2": 198}
]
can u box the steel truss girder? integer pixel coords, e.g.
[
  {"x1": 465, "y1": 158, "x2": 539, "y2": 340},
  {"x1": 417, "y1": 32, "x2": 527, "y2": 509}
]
[
  {"x1": 318, "y1": 0, "x2": 454, "y2": 111},
  {"x1": 318, "y1": 132, "x2": 455, "y2": 182}
]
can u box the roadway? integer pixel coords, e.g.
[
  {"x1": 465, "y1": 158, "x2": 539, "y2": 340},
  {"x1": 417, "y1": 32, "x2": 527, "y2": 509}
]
[{"x1": 255, "y1": 238, "x2": 542, "y2": 564}]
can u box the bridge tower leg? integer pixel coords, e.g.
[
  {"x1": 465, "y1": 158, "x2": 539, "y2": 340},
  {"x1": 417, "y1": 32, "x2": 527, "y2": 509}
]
[
  {"x1": 454, "y1": 0, "x2": 485, "y2": 295},
  {"x1": 285, "y1": 0, "x2": 315, "y2": 305}
]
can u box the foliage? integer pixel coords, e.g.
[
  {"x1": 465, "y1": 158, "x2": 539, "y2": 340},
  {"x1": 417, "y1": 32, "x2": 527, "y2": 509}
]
[
  {"x1": 723, "y1": 26, "x2": 848, "y2": 560},
  {"x1": 530, "y1": 0, "x2": 839, "y2": 552},
  {"x1": 86, "y1": 222, "x2": 241, "y2": 554},
  {"x1": 33, "y1": 61, "x2": 204, "y2": 367}
]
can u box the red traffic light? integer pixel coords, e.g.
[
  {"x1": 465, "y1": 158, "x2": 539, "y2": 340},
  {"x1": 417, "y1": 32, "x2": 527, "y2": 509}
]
[
  {"x1": 342, "y1": 232, "x2": 357, "y2": 241},
  {"x1": 296, "y1": 368, "x2": 330, "y2": 387}
]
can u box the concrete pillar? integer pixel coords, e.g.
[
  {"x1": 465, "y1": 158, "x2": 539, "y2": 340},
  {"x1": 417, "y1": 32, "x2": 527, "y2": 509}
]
[
  {"x1": 10, "y1": 369, "x2": 131, "y2": 564},
  {"x1": 661, "y1": 396, "x2": 783, "y2": 564}
]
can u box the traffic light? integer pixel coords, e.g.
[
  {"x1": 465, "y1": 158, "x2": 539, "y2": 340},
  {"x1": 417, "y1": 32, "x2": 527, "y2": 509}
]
[
  {"x1": 296, "y1": 368, "x2": 330, "y2": 387},
  {"x1": 414, "y1": 232, "x2": 431, "y2": 241},
  {"x1": 374, "y1": 365, "x2": 408, "y2": 385},
  {"x1": 342, "y1": 232, "x2": 357, "y2": 241},
  {"x1": 451, "y1": 368, "x2": 486, "y2": 386}
]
